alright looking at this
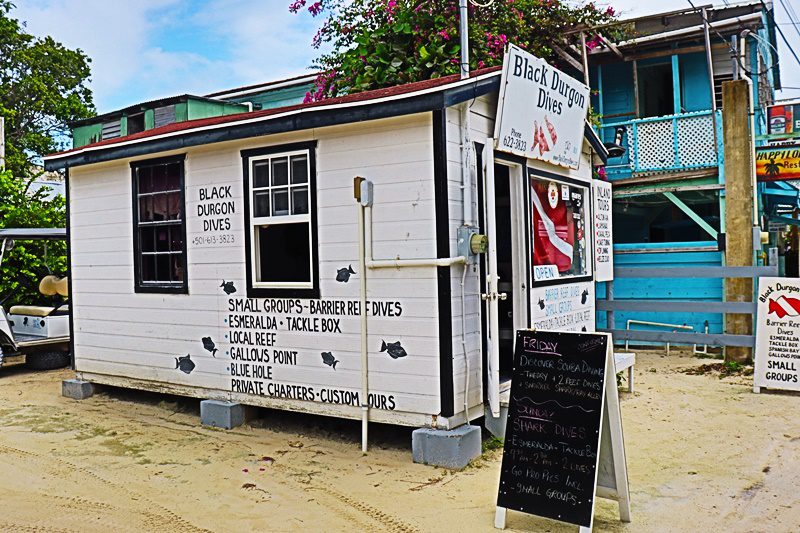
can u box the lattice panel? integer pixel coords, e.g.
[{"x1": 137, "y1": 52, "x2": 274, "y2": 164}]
[
  {"x1": 635, "y1": 120, "x2": 675, "y2": 170},
  {"x1": 677, "y1": 115, "x2": 717, "y2": 167}
]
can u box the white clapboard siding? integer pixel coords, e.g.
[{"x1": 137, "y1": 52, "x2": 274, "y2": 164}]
[
  {"x1": 69, "y1": 111, "x2": 447, "y2": 422},
  {"x1": 440, "y1": 97, "x2": 501, "y2": 418},
  {"x1": 74, "y1": 343, "x2": 439, "y2": 390}
]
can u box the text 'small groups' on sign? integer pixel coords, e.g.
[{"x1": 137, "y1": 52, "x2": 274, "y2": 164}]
[{"x1": 494, "y1": 44, "x2": 591, "y2": 170}]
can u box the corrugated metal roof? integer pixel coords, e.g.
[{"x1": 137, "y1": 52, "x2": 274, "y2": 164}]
[{"x1": 206, "y1": 73, "x2": 317, "y2": 99}]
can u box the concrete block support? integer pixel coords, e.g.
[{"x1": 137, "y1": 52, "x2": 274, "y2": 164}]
[
  {"x1": 484, "y1": 406, "x2": 509, "y2": 439},
  {"x1": 200, "y1": 400, "x2": 246, "y2": 429},
  {"x1": 62, "y1": 379, "x2": 95, "y2": 400},
  {"x1": 412, "y1": 425, "x2": 481, "y2": 469}
]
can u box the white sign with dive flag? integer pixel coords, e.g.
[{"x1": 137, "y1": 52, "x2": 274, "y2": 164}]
[{"x1": 494, "y1": 44, "x2": 590, "y2": 169}]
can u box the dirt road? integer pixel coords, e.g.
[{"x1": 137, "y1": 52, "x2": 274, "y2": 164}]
[{"x1": 0, "y1": 350, "x2": 799, "y2": 532}]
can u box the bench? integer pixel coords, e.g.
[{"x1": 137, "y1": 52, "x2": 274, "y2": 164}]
[{"x1": 614, "y1": 352, "x2": 636, "y2": 393}]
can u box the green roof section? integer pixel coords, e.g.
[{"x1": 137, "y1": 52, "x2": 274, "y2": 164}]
[{"x1": 69, "y1": 74, "x2": 316, "y2": 149}]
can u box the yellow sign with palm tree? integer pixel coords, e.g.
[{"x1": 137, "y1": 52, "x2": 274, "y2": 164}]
[{"x1": 756, "y1": 145, "x2": 800, "y2": 182}]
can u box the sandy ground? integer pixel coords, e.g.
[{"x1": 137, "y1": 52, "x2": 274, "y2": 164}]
[{"x1": 0, "y1": 350, "x2": 799, "y2": 532}]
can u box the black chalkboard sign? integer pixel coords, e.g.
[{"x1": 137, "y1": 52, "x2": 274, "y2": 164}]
[{"x1": 497, "y1": 330, "x2": 609, "y2": 528}]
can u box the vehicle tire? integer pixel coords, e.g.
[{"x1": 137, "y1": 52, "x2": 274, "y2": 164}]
[{"x1": 26, "y1": 350, "x2": 71, "y2": 370}]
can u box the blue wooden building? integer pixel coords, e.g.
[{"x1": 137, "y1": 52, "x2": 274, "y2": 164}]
[{"x1": 579, "y1": 2, "x2": 788, "y2": 340}]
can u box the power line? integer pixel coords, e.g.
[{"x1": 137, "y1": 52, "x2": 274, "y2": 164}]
[
  {"x1": 777, "y1": 0, "x2": 800, "y2": 41},
  {"x1": 762, "y1": 0, "x2": 800, "y2": 71},
  {"x1": 686, "y1": 0, "x2": 773, "y2": 77}
]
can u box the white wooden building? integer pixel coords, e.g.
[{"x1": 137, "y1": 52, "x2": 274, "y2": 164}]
[{"x1": 45, "y1": 64, "x2": 609, "y2": 434}]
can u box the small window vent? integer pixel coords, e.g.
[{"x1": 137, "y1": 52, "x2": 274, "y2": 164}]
[
  {"x1": 154, "y1": 105, "x2": 176, "y2": 128},
  {"x1": 101, "y1": 120, "x2": 121, "y2": 140}
]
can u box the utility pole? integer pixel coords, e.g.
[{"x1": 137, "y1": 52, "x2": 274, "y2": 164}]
[{"x1": 722, "y1": 79, "x2": 754, "y2": 364}]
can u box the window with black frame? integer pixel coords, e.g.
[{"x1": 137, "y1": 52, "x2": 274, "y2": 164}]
[
  {"x1": 242, "y1": 143, "x2": 318, "y2": 298},
  {"x1": 131, "y1": 155, "x2": 187, "y2": 293}
]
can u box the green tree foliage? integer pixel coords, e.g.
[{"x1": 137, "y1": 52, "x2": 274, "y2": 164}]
[
  {"x1": 0, "y1": 0, "x2": 94, "y2": 178},
  {"x1": 0, "y1": 169, "x2": 66, "y2": 308},
  {"x1": 290, "y1": 0, "x2": 619, "y2": 101}
]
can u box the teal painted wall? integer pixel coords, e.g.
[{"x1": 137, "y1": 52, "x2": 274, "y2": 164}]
[
  {"x1": 600, "y1": 62, "x2": 635, "y2": 119},
  {"x1": 187, "y1": 99, "x2": 248, "y2": 120},
  {"x1": 226, "y1": 84, "x2": 313, "y2": 110},
  {"x1": 72, "y1": 123, "x2": 103, "y2": 148},
  {"x1": 679, "y1": 52, "x2": 713, "y2": 112},
  {"x1": 596, "y1": 245, "x2": 724, "y2": 342},
  {"x1": 596, "y1": 62, "x2": 635, "y2": 179},
  {"x1": 175, "y1": 102, "x2": 188, "y2": 123}
]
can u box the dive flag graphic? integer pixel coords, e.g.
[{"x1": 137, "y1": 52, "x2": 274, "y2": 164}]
[{"x1": 768, "y1": 296, "x2": 800, "y2": 318}]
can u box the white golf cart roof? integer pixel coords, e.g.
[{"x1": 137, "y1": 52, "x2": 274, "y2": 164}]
[{"x1": 0, "y1": 228, "x2": 66, "y2": 240}]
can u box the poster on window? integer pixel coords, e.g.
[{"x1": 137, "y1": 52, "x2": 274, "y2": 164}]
[
  {"x1": 592, "y1": 179, "x2": 614, "y2": 282},
  {"x1": 530, "y1": 173, "x2": 591, "y2": 283},
  {"x1": 494, "y1": 43, "x2": 590, "y2": 169}
]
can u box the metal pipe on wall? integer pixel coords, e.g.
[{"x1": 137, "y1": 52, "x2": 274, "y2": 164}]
[
  {"x1": 358, "y1": 201, "x2": 369, "y2": 453},
  {"x1": 738, "y1": 34, "x2": 759, "y2": 229}
]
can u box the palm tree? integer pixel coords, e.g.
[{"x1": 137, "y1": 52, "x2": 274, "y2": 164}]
[{"x1": 764, "y1": 158, "x2": 784, "y2": 179}]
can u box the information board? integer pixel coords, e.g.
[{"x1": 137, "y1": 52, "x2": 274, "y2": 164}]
[
  {"x1": 497, "y1": 330, "x2": 608, "y2": 528},
  {"x1": 755, "y1": 277, "x2": 800, "y2": 392},
  {"x1": 592, "y1": 180, "x2": 614, "y2": 282}
]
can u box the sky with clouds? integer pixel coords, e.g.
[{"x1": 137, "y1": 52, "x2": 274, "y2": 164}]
[{"x1": 10, "y1": 0, "x2": 800, "y2": 113}]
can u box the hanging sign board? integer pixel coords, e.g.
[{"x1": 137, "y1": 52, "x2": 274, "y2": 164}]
[
  {"x1": 496, "y1": 330, "x2": 612, "y2": 529},
  {"x1": 592, "y1": 180, "x2": 614, "y2": 282},
  {"x1": 494, "y1": 44, "x2": 590, "y2": 170},
  {"x1": 754, "y1": 277, "x2": 800, "y2": 392},
  {"x1": 756, "y1": 144, "x2": 800, "y2": 182}
]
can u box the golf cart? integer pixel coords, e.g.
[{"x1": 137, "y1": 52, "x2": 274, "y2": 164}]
[{"x1": 0, "y1": 228, "x2": 71, "y2": 370}]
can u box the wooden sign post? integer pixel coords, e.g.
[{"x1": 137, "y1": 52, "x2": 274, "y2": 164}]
[{"x1": 494, "y1": 330, "x2": 630, "y2": 531}]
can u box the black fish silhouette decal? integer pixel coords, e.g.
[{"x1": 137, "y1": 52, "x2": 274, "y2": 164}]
[
  {"x1": 220, "y1": 280, "x2": 237, "y2": 295},
  {"x1": 380, "y1": 340, "x2": 407, "y2": 359},
  {"x1": 537, "y1": 298, "x2": 545, "y2": 310},
  {"x1": 175, "y1": 354, "x2": 196, "y2": 375},
  {"x1": 336, "y1": 265, "x2": 356, "y2": 283},
  {"x1": 321, "y1": 351, "x2": 339, "y2": 370},
  {"x1": 202, "y1": 337, "x2": 218, "y2": 357},
  {"x1": 581, "y1": 289, "x2": 589, "y2": 305}
]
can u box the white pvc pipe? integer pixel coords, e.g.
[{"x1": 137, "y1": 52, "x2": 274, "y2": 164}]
[
  {"x1": 358, "y1": 203, "x2": 369, "y2": 453},
  {"x1": 367, "y1": 257, "x2": 466, "y2": 269},
  {"x1": 364, "y1": 208, "x2": 466, "y2": 268},
  {"x1": 739, "y1": 35, "x2": 759, "y2": 229},
  {"x1": 458, "y1": 0, "x2": 475, "y2": 228},
  {"x1": 459, "y1": 0, "x2": 469, "y2": 80},
  {"x1": 461, "y1": 104, "x2": 475, "y2": 228},
  {"x1": 359, "y1": 203, "x2": 466, "y2": 442},
  {"x1": 625, "y1": 319, "x2": 693, "y2": 353},
  {"x1": 460, "y1": 263, "x2": 470, "y2": 426}
]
